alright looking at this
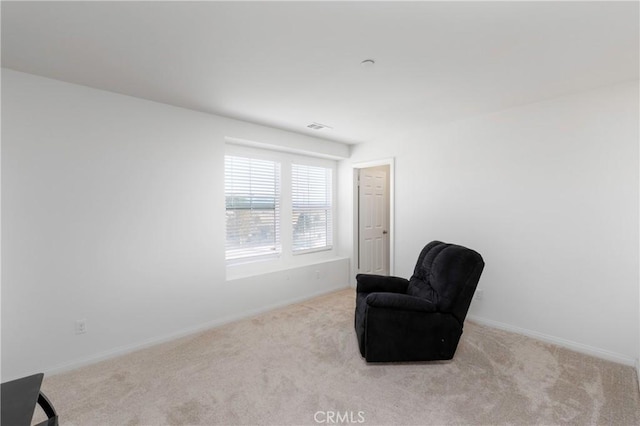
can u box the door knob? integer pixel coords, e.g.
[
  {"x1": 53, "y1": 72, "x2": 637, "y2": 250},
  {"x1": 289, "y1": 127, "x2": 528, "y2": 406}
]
[{"x1": 383, "y1": 230, "x2": 388, "y2": 235}]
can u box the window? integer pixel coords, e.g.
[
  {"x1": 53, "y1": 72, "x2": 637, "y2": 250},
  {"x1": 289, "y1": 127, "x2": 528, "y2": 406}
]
[
  {"x1": 225, "y1": 155, "x2": 280, "y2": 261},
  {"x1": 292, "y1": 164, "x2": 333, "y2": 253},
  {"x1": 225, "y1": 147, "x2": 336, "y2": 265}
]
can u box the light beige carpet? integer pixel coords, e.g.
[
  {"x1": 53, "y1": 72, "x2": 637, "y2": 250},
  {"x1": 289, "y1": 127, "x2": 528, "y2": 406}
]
[{"x1": 36, "y1": 289, "x2": 639, "y2": 425}]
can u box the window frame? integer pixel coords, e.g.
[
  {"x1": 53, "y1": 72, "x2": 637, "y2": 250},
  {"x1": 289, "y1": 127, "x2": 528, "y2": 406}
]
[
  {"x1": 224, "y1": 144, "x2": 337, "y2": 268},
  {"x1": 291, "y1": 162, "x2": 333, "y2": 255},
  {"x1": 224, "y1": 154, "x2": 282, "y2": 263}
]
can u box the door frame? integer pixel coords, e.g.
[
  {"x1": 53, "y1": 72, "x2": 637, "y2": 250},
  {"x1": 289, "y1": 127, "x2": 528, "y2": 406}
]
[{"x1": 352, "y1": 158, "x2": 395, "y2": 280}]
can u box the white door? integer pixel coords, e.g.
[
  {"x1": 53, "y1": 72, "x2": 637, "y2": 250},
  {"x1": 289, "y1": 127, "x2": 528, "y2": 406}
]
[{"x1": 358, "y1": 167, "x2": 389, "y2": 275}]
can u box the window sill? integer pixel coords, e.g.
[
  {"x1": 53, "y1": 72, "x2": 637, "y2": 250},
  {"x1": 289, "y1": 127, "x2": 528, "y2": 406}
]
[
  {"x1": 226, "y1": 252, "x2": 281, "y2": 267},
  {"x1": 225, "y1": 254, "x2": 349, "y2": 281},
  {"x1": 292, "y1": 245, "x2": 333, "y2": 256}
]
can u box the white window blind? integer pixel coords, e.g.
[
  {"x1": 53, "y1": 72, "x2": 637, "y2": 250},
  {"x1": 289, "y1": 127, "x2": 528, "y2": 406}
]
[
  {"x1": 291, "y1": 164, "x2": 333, "y2": 253},
  {"x1": 225, "y1": 155, "x2": 281, "y2": 261}
]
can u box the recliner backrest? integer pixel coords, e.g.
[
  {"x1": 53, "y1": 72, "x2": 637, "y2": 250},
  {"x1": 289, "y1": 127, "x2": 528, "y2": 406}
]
[{"x1": 407, "y1": 241, "x2": 484, "y2": 323}]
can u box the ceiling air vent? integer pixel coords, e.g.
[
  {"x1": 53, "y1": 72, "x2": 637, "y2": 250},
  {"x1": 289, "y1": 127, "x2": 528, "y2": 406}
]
[{"x1": 307, "y1": 122, "x2": 332, "y2": 131}]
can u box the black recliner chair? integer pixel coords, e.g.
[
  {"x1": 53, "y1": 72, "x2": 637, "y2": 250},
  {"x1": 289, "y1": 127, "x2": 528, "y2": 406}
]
[{"x1": 355, "y1": 241, "x2": 484, "y2": 362}]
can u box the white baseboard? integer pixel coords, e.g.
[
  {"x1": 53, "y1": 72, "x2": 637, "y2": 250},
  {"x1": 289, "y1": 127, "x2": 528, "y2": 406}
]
[
  {"x1": 44, "y1": 284, "x2": 350, "y2": 378},
  {"x1": 467, "y1": 315, "x2": 636, "y2": 367},
  {"x1": 40, "y1": 292, "x2": 636, "y2": 379}
]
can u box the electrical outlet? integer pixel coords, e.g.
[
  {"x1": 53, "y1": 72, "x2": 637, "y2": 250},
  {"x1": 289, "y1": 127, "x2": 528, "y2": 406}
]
[
  {"x1": 315, "y1": 270, "x2": 321, "y2": 280},
  {"x1": 474, "y1": 289, "x2": 484, "y2": 301},
  {"x1": 75, "y1": 319, "x2": 87, "y2": 334}
]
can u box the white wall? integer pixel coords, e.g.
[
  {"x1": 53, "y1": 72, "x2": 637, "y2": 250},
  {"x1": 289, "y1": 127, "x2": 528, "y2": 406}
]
[
  {"x1": 3, "y1": 69, "x2": 637, "y2": 381},
  {"x1": 1, "y1": 69, "x2": 350, "y2": 380},
  {"x1": 340, "y1": 81, "x2": 640, "y2": 364}
]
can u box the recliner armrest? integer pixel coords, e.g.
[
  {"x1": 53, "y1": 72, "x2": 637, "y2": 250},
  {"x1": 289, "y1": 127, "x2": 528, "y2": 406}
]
[
  {"x1": 366, "y1": 292, "x2": 437, "y2": 313},
  {"x1": 356, "y1": 274, "x2": 409, "y2": 294}
]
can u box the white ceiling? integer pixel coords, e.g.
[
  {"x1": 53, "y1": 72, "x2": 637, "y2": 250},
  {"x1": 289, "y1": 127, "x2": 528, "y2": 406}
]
[{"x1": 2, "y1": 1, "x2": 638, "y2": 144}]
